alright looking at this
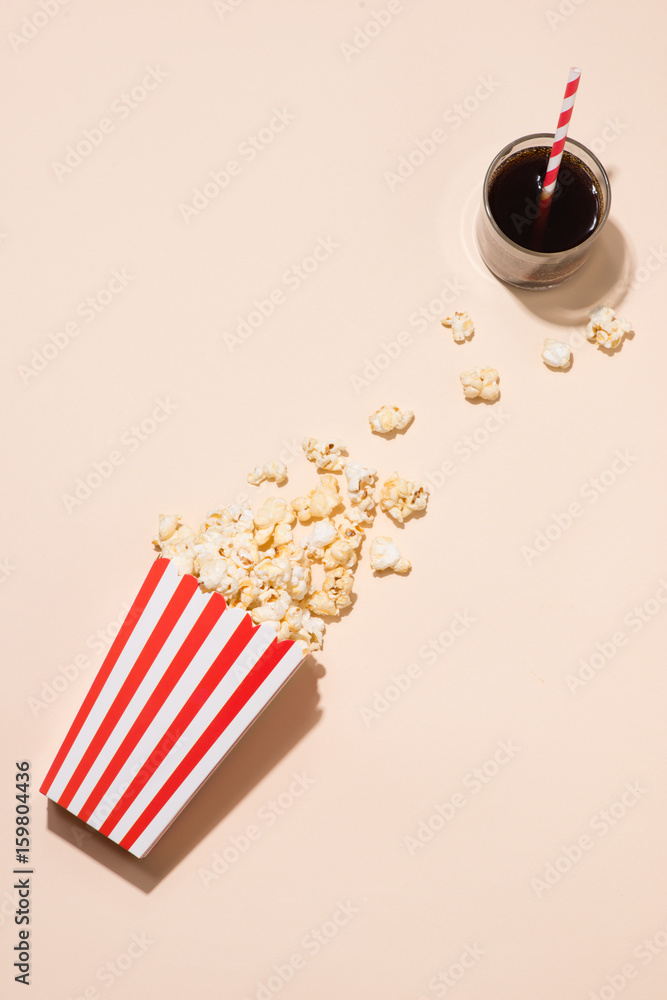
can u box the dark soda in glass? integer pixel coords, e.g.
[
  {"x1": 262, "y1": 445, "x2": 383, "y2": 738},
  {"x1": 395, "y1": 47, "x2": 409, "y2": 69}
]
[
  {"x1": 487, "y1": 146, "x2": 601, "y2": 253},
  {"x1": 476, "y1": 134, "x2": 610, "y2": 289}
]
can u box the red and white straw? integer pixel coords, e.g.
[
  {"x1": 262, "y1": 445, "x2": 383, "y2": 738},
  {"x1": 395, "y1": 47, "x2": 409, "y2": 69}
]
[{"x1": 540, "y1": 66, "x2": 582, "y2": 204}]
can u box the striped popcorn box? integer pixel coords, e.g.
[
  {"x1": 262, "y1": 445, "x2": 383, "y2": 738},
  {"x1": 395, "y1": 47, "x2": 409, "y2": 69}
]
[{"x1": 40, "y1": 558, "x2": 305, "y2": 858}]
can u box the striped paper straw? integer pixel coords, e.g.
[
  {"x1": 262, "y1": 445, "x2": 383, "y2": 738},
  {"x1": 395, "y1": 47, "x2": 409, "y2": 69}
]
[
  {"x1": 40, "y1": 559, "x2": 305, "y2": 857},
  {"x1": 540, "y1": 66, "x2": 582, "y2": 204}
]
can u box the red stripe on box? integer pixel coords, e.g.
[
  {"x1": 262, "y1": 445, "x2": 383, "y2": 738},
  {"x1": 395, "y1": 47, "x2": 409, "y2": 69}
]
[
  {"x1": 98, "y1": 614, "x2": 254, "y2": 836},
  {"x1": 40, "y1": 559, "x2": 170, "y2": 796},
  {"x1": 57, "y1": 573, "x2": 199, "y2": 809},
  {"x1": 76, "y1": 592, "x2": 227, "y2": 824},
  {"x1": 119, "y1": 636, "x2": 287, "y2": 851}
]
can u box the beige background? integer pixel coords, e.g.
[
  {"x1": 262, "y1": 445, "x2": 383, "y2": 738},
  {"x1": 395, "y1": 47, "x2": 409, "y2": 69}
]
[{"x1": 2, "y1": 0, "x2": 667, "y2": 997}]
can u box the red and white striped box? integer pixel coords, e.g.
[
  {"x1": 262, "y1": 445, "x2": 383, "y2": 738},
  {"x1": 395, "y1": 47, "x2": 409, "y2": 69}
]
[{"x1": 40, "y1": 558, "x2": 305, "y2": 858}]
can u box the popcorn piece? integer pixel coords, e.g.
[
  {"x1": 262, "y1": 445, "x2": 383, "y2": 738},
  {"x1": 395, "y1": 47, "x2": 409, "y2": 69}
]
[
  {"x1": 442, "y1": 311, "x2": 475, "y2": 343},
  {"x1": 247, "y1": 459, "x2": 288, "y2": 486},
  {"x1": 346, "y1": 500, "x2": 375, "y2": 526},
  {"x1": 307, "y1": 567, "x2": 355, "y2": 617},
  {"x1": 300, "y1": 611, "x2": 326, "y2": 651},
  {"x1": 344, "y1": 461, "x2": 377, "y2": 524},
  {"x1": 459, "y1": 367, "x2": 500, "y2": 402},
  {"x1": 306, "y1": 589, "x2": 338, "y2": 617},
  {"x1": 250, "y1": 589, "x2": 290, "y2": 625},
  {"x1": 344, "y1": 461, "x2": 377, "y2": 496},
  {"x1": 336, "y1": 516, "x2": 365, "y2": 551},
  {"x1": 196, "y1": 554, "x2": 244, "y2": 600},
  {"x1": 316, "y1": 515, "x2": 365, "y2": 572},
  {"x1": 276, "y1": 606, "x2": 326, "y2": 652},
  {"x1": 225, "y1": 535, "x2": 260, "y2": 571},
  {"x1": 201, "y1": 504, "x2": 255, "y2": 554},
  {"x1": 253, "y1": 497, "x2": 295, "y2": 546},
  {"x1": 586, "y1": 305, "x2": 633, "y2": 350},
  {"x1": 156, "y1": 513, "x2": 181, "y2": 542},
  {"x1": 247, "y1": 467, "x2": 265, "y2": 487},
  {"x1": 379, "y1": 472, "x2": 429, "y2": 524},
  {"x1": 541, "y1": 339, "x2": 572, "y2": 369},
  {"x1": 292, "y1": 474, "x2": 342, "y2": 523},
  {"x1": 323, "y1": 566, "x2": 355, "y2": 611},
  {"x1": 163, "y1": 548, "x2": 195, "y2": 577},
  {"x1": 369, "y1": 536, "x2": 411, "y2": 574},
  {"x1": 274, "y1": 539, "x2": 306, "y2": 565},
  {"x1": 286, "y1": 562, "x2": 311, "y2": 602},
  {"x1": 253, "y1": 555, "x2": 292, "y2": 589},
  {"x1": 302, "y1": 437, "x2": 347, "y2": 472},
  {"x1": 368, "y1": 405, "x2": 414, "y2": 435},
  {"x1": 272, "y1": 521, "x2": 293, "y2": 546},
  {"x1": 322, "y1": 538, "x2": 357, "y2": 572},
  {"x1": 304, "y1": 518, "x2": 338, "y2": 557},
  {"x1": 276, "y1": 605, "x2": 306, "y2": 643},
  {"x1": 237, "y1": 575, "x2": 262, "y2": 608},
  {"x1": 153, "y1": 517, "x2": 197, "y2": 576}
]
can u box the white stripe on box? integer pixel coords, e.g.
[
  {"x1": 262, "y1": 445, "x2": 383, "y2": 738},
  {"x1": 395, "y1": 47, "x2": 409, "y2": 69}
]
[
  {"x1": 103, "y1": 625, "x2": 278, "y2": 841},
  {"x1": 84, "y1": 607, "x2": 247, "y2": 831},
  {"x1": 129, "y1": 641, "x2": 304, "y2": 857},
  {"x1": 66, "y1": 587, "x2": 210, "y2": 815},
  {"x1": 45, "y1": 561, "x2": 182, "y2": 801}
]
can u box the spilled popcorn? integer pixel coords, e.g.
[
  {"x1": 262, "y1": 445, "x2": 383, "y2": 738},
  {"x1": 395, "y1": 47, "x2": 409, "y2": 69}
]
[
  {"x1": 541, "y1": 339, "x2": 572, "y2": 369},
  {"x1": 292, "y1": 474, "x2": 342, "y2": 523},
  {"x1": 459, "y1": 367, "x2": 500, "y2": 402},
  {"x1": 302, "y1": 437, "x2": 347, "y2": 471},
  {"x1": 379, "y1": 472, "x2": 429, "y2": 524},
  {"x1": 442, "y1": 311, "x2": 475, "y2": 343},
  {"x1": 369, "y1": 537, "x2": 411, "y2": 574},
  {"x1": 369, "y1": 405, "x2": 414, "y2": 435},
  {"x1": 586, "y1": 305, "x2": 633, "y2": 350},
  {"x1": 154, "y1": 434, "x2": 428, "y2": 654},
  {"x1": 247, "y1": 459, "x2": 288, "y2": 486},
  {"x1": 344, "y1": 461, "x2": 377, "y2": 525}
]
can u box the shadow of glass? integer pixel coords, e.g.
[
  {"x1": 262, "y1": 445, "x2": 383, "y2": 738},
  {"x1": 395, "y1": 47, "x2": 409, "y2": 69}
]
[
  {"x1": 505, "y1": 219, "x2": 634, "y2": 327},
  {"x1": 46, "y1": 657, "x2": 324, "y2": 892}
]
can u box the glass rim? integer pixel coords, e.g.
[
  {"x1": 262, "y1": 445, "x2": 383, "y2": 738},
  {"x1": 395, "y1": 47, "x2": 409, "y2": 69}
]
[{"x1": 482, "y1": 132, "x2": 611, "y2": 259}]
